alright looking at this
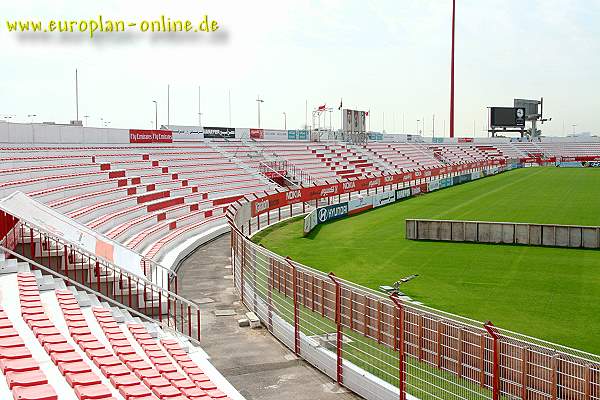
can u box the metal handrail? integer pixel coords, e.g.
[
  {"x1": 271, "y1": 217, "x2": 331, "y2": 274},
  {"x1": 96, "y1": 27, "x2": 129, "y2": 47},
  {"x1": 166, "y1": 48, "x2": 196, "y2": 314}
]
[
  {"x1": 0, "y1": 244, "x2": 200, "y2": 346},
  {"x1": 15, "y1": 218, "x2": 175, "y2": 281},
  {"x1": 18, "y1": 220, "x2": 200, "y2": 309}
]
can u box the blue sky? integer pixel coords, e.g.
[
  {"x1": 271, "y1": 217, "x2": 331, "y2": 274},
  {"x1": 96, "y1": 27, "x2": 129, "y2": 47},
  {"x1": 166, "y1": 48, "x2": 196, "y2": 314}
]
[{"x1": 1, "y1": 0, "x2": 599, "y2": 136}]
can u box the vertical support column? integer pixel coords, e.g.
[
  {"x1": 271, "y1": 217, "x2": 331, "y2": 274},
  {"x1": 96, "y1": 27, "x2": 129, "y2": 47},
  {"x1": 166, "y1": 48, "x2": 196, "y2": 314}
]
[
  {"x1": 286, "y1": 257, "x2": 300, "y2": 356},
  {"x1": 521, "y1": 347, "x2": 528, "y2": 400},
  {"x1": 551, "y1": 354, "x2": 558, "y2": 400},
  {"x1": 63, "y1": 244, "x2": 69, "y2": 275},
  {"x1": 267, "y1": 257, "x2": 273, "y2": 332},
  {"x1": 457, "y1": 328, "x2": 463, "y2": 378},
  {"x1": 240, "y1": 240, "x2": 246, "y2": 305},
  {"x1": 484, "y1": 321, "x2": 500, "y2": 400},
  {"x1": 480, "y1": 333, "x2": 486, "y2": 387},
  {"x1": 390, "y1": 294, "x2": 406, "y2": 400},
  {"x1": 586, "y1": 364, "x2": 593, "y2": 400},
  {"x1": 328, "y1": 272, "x2": 343, "y2": 386},
  {"x1": 197, "y1": 309, "x2": 201, "y2": 342}
]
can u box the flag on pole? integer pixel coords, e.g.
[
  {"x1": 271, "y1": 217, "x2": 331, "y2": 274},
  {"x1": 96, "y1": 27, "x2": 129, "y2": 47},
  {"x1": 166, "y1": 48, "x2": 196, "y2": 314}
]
[
  {"x1": 366, "y1": 110, "x2": 369, "y2": 117},
  {"x1": 318, "y1": 104, "x2": 326, "y2": 111},
  {"x1": 338, "y1": 99, "x2": 343, "y2": 110}
]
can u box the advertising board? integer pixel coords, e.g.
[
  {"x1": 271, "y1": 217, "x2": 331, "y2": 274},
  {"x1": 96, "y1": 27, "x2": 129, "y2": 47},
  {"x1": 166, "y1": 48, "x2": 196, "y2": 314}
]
[
  {"x1": 249, "y1": 159, "x2": 505, "y2": 217},
  {"x1": 395, "y1": 188, "x2": 411, "y2": 201},
  {"x1": 203, "y1": 126, "x2": 235, "y2": 139},
  {"x1": 439, "y1": 178, "x2": 453, "y2": 188},
  {"x1": 303, "y1": 209, "x2": 318, "y2": 236},
  {"x1": 427, "y1": 180, "x2": 440, "y2": 192},
  {"x1": 348, "y1": 196, "x2": 373, "y2": 215},
  {"x1": 459, "y1": 173, "x2": 472, "y2": 184},
  {"x1": 411, "y1": 186, "x2": 422, "y2": 196},
  {"x1": 287, "y1": 130, "x2": 308, "y2": 140},
  {"x1": 372, "y1": 191, "x2": 396, "y2": 208},
  {"x1": 129, "y1": 129, "x2": 173, "y2": 143},
  {"x1": 250, "y1": 129, "x2": 264, "y2": 139},
  {"x1": 317, "y1": 202, "x2": 349, "y2": 224}
]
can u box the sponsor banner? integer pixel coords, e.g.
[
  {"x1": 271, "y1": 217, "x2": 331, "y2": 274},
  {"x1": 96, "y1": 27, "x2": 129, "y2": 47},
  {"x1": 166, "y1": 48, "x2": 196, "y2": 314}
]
[
  {"x1": 129, "y1": 129, "x2": 173, "y2": 143},
  {"x1": 471, "y1": 171, "x2": 482, "y2": 180},
  {"x1": 233, "y1": 128, "x2": 249, "y2": 139},
  {"x1": 395, "y1": 188, "x2": 411, "y2": 201},
  {"x1": 452, "y1": 176, "x2": 461, "y2": 185},
  {"x1": 297, "y1": 130, "x2": 308, "y2": 140},
  {"x1": 348, "y1": 196, "x2": 373, "y2": 215},
  {"x1": 559, "y1": 161, "x2": 600, "y2": 168},
  {"x1": 317, "y1": 203, "x2": 349, "y2": 224},
  {"x1": 368, "y1": 132, "x2": 384, "y2": 141},
  {"x1": 458, "y1": 138, "x2": 474, "y2": 143},
  {"x1": 203, "y1": 126, "x2": 235, "y2": 139},
  {"x1": 561, "y1": 156, "x2": 600, "y2": 162},
  {"x1": 459, "y1": 174, "x2": 472, "y2": 184},
  {"x1": 557, "y1": 161, "x2": 584, "y2": 168},
  {"x1": 411, "y1": 186, "x2": 422, "y2": 196},
  {"x1": 288, "y1": 129, "x2": 309, "y2": 140},
  {"x1": 372, "y1": 191, "x2": 396, "y2": 208},
  {"x1": 439, "y1": 178, "x2": 453, "y2": 188},
  {"x1": 303, "y1": 209, "x2": 318, "y2": 236},
  {"x1": 263, "y1": 129, "x2": 287, "y2": 140},
  {"x1": 520, "y1": 157, "x2": 557, "y2": 165},
  {"x1": 163, "y1": 125, "x2": 202, "y2": 135},
  {"x1": 427, "y1": 180, "x2": 440, "y2": 192},
  {"x1": 250, "y1": 129, "x2": 264, "y2": 139},
  {"x1": 250, "y1": 160, "x2": 500, "y2": 216}
]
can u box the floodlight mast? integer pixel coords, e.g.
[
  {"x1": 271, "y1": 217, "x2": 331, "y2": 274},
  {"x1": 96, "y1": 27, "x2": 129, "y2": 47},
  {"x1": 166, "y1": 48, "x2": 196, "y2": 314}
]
[{"x1": 449, "y1": 0, "x2": 456, "y2": 138}]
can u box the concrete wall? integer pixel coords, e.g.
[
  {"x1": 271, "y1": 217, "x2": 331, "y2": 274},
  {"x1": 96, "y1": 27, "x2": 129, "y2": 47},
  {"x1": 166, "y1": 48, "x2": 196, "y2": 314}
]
[
  {"x1": 0, "y1": 121, "x2": 131, "y2": 144},
  {"x1": 406, "y1": 219, "x2": 600, "y2": 249}
]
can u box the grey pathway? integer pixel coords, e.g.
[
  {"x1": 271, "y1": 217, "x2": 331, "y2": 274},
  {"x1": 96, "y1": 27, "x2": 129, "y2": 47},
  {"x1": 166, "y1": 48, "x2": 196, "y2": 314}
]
[{"x1": 177, "y1": 234, "x2": 360, "y2": 400}]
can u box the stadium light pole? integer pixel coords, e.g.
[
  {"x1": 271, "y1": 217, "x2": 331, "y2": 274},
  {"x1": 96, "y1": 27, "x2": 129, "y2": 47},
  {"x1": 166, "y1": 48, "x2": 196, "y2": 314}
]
[
  {"x1": 256, "y1": 96, "x2": 264, "y2": 128},
  {"x1": 152, "y1": 100, "x2": 158, "y2": 130},
  {"x1": 282, "y1": 112, "x2": 287, "y2": 130},
  {"x1": 572, "y1": 124, "x2": 577, "y2": 135},
  {"x1": 449, "y1": 0, "x2": 456, "y2": 138}
]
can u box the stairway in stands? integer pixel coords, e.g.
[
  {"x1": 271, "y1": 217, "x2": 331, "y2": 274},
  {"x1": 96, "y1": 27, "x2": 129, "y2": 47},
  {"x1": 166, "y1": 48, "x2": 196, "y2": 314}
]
[{"x1": 0, "y1": 251, "x2": 242, "y2": 400}]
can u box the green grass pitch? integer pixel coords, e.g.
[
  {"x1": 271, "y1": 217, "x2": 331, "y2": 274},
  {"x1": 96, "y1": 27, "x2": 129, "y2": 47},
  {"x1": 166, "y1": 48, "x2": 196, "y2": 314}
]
[{"x1": 253, "y1": 167, "x2": 600, "y2": 354}]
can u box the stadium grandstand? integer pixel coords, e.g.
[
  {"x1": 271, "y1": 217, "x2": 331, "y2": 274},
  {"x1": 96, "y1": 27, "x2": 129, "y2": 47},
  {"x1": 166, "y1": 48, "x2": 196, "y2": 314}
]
[{"x1": 0, "y1": 120, "x2": 599, "y2": 400}]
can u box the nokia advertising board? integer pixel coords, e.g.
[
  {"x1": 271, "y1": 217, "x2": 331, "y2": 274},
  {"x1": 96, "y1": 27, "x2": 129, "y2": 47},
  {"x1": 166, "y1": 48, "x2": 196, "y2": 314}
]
[
  {"x1": 490, "y1": 107, "x2": 526, "y2": 127},
  {"x1": 203, "y1": 126, "x2": 235, "y2": 139}
]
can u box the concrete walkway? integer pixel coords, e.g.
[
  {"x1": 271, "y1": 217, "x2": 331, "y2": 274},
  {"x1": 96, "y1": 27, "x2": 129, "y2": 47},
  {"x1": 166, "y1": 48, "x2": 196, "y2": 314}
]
[{"x1": 177, "y1": 234, "x2": 360, "y2": 400}]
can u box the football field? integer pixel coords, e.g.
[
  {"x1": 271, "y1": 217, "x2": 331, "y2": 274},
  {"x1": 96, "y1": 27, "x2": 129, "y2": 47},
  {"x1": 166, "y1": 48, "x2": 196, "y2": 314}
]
[{"x1": 253, "y1": 167, "x2": 600, "y2": 354}]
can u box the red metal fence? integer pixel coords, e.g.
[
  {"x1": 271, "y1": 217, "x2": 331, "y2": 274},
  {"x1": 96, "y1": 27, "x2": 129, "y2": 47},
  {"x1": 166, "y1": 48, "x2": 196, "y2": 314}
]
[
  {"x1": 229, "y1": 165, "x2": 600, "y2": 400},
  {"x1": 0, "y1": 217, "x2": 202, "y2": 344}
]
